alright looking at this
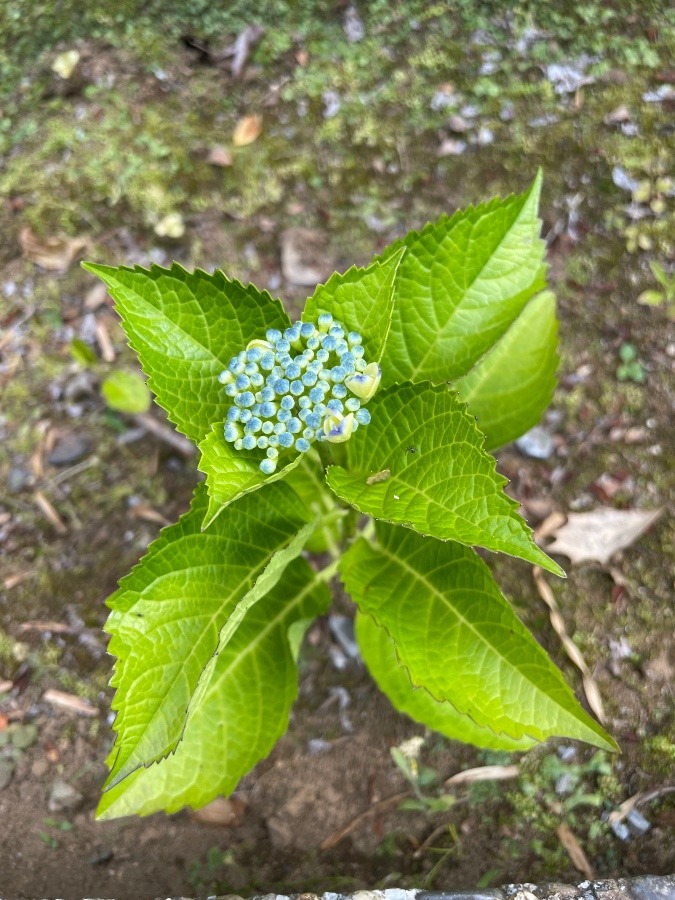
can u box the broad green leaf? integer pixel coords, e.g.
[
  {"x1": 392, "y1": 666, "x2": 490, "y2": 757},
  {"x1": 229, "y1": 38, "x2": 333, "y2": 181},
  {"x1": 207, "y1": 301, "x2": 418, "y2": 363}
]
[
  {"x1": 198, "y1": 425, "x2": 303, "y2": 527},
  {"x1": 326, "y1": 381, "x2": 562, "y2": 575},
  {"x1": 97, "y1": 558, "x2": 330, "y2": 818},
  {"x1": 302, "y1": 250, "x2": 405, "y2": 363},
  {"x1": 82, "y1": 262, "x2": 290, "y2": 444},
  {"x1": 183, "y1": 515, "x2": 319, "y2": 721},
  {"x1": 285, "y1": 449, "x2": 343, "y2": 553},
  {"x1": 378, "y1": 172, "x2": 546, "y2": 385},
  {"x1": 341, "y1": 524, "x2": 616, "y2": 751},
  {"x1": 101, "y1": 370, "x2": 151, "y2": 415},
  {"x1": 456, "y1": 291, "x2": 558, "y2": 450},
  {"x1": 104, "y1": 481, "x2": 310, "y2": 790},
  {"x1": 355, "y1": 613, "x2": 536, "y2": 752}
]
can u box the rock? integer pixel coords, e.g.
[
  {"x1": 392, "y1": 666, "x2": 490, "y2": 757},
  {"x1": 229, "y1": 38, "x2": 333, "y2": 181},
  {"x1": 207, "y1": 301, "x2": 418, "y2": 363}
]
[
  {"x1": 328, "y1": 615, "x2": 360, "y2": 660},
  {"x1": 191, "y1": 795, "x2": 247, "y2": 826},
  {"x1": 437, "y1": 138, "x2": 466, "y2": 157},
  {"x1": 516, "y1": 426, "x2": 554, "y2": 460},
  {"x1": 48, "y1": 778, "x2": 83, "y2": 812},
  {"x1": 343, "y1": 5, "x2": 365, "y2": 43},
  {"x1": 47, "y1": 433, "x2": 90, "y2": 466},
  {"x1": 447, "y1": 114, "x2": 470, "y2": 133}
]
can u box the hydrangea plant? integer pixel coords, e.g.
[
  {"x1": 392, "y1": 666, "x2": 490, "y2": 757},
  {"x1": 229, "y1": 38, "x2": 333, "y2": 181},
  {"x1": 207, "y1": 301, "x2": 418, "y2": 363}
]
[{"x1": 84, "y1": 172, "x2": 616, "y2": 820}]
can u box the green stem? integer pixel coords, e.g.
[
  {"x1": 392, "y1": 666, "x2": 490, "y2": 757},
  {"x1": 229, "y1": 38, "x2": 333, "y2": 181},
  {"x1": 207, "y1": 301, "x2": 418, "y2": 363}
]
[{"x1": 314, "y1": 556, "x2": 340, "y2": 584}]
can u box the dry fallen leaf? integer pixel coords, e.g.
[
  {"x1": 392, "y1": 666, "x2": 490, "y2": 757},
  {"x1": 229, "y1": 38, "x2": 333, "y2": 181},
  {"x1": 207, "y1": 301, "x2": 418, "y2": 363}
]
[
  {"x1": 153, "y1": 212, "x2": 185, "y2": 238},
  {"x1": 43, "y1": 688, "x2": 99, "y2": 717},
  {"x1": 233, "y1": 114, "x2": 262, "y2": 146},
  {"x1": 445, "y1": 764, "x2": 519, "y2": 786},
  {"x1": 206, "y1": 145, "x2": 233, "y2": 167},
  {"x1": 547, "y1": 507, "x2": 663, "y2": 566},
  {"x1": 191, "y1": 796, "x2": 247, "y2": 826},
  {"x1": 51, "y1": 50, "x2": 80, "y2": 80},
  {"x1": 556, "y1": 823, "x2": 595, "y2": 879},
  {"x1": 20, "y1": 227, "x2": 88, "y2": 272}
]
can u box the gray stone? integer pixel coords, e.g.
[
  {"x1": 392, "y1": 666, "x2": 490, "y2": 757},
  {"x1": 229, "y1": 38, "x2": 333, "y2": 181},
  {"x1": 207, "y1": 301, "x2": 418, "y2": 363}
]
[
  {"x1": 47, "y1": 432, "x2": 90, "y2": 466},
  {"x1": 516, "y1": 426, "x2": 554, "y2": 459},
  {"x1": 48, "y1": 778, "x2": 83, "y2": 812}
]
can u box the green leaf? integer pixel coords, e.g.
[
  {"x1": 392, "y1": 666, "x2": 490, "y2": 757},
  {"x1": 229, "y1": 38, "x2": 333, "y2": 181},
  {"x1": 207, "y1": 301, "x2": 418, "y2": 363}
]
[
  {"x1": 82, "y1": 262, "x2": 290, "y2": 444},
  {"x1": 456, "y1": 291, "x2": 558, "y2": 450},
  {"x1": 355, "y1": 613, "x2": 536, "y2": 752},
  {"x1": 378, "y1": 172, "x2": 546, "y2": 385},
  {"x1": 103, "y1": 481, "x2": 311, "y2": 790},
  {"x1": 198, "y1": 425, "x2": 303, "y2": 527},
  {"x1": 355, "y1": 613, "x2": 536, "y2": 751},
  {"x1": 70, "y1": 337, "x2": 97, "y2": 366},
  {"x1": 326, "y1": 381, "x2": 562, "y2": 575},
  {"x1": 97, "y1": 558, "x2": 330, "y2": 818},
  {"x1": 101, "y1": 370, "x2": 151, "y2": 415},
  {"x1": 342, "y1": 524, "x2": 616, "y2": 751},
  {"x1": 302, "y1": 250, "x2": 405, "y2": 363}
]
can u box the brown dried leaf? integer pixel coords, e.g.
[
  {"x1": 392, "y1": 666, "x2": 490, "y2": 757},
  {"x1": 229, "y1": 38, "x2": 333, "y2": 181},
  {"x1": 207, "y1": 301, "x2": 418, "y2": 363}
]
[
  {"x1": 445, "y1": 764, "x2": 519, "y2": 786},
  {"x1": 206, "y1": 145, "x2": 233, "y2": 167},
  {"x1": 547, "y1": 508, "x2": 663, "y2": 566},
  {"x1": 191, "y1": 796, "x2": 247, "y2": 826},
  {"x1": 20, "y1": 227, "x2": 88, "y2": 272},
  {"x1": 233, "y1": 114, "x2": 262, "y2": 146},
  {"x1": 556, "y1": 823, "x2": 595, "y2": 879}
]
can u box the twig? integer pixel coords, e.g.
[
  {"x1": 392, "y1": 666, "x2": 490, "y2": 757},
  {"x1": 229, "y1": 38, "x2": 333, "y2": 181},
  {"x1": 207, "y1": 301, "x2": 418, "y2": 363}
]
[
  {"x1": 413, "y1": 822, "x2": 452, "y2": 859},
  {"x1": 444, "y1": 764, "x2": 519, "y2": 786},
  {"x1": 33, "y1": 491, "x2": 67, "y2": 534},
  {"x1": 320, "y1": 790, "x2": 411, "y2": 850},
  {"x1": 42, "y1": 688, "x2": 98, "y2": 717},
  {"x1": 608, "y1": 785, "x2": 675, "y2": 824},
  {"x1": 133, "y1": 412, "x2": 195, "y2": 457}
]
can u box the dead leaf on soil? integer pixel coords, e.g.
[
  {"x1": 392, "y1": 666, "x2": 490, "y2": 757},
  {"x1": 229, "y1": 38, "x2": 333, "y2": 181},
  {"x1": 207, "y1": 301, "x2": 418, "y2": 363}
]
[
  {"x1": 547, "y1": 507, "x2": 664, "y2": 566},
  {"x1": 51, "y1": 49, "x2": 80, "y2": 80},
  {"x1": 444, "y1": 764, "x2": 519, "y2": 786},
  {"x1": 20, "y1": 227, "x2": 88, "y2": 272},
  {"x1": 191, "y1": 796, "x2": 247, "y2": 826},
  {"x1": 233, "y1": 114, "x2": 262, "y2": 146},
  {"x1": 206, "y1": 145, "x2": 233, "y2": 167},
  {"x1": 556, "y1": 822, "x2": 595, "y2": 879}
]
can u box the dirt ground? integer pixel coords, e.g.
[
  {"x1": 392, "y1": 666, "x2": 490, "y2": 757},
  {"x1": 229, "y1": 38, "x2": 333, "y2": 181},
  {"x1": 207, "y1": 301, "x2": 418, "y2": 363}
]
[{"x1": 0, "y1": 5, "x2": 673, "y2": 899}]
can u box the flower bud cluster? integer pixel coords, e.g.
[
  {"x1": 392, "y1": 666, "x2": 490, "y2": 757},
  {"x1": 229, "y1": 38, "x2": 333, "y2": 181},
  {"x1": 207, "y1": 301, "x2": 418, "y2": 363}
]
[{"x1": 219, "y1": 314, "x2": 381, "y2": 475}]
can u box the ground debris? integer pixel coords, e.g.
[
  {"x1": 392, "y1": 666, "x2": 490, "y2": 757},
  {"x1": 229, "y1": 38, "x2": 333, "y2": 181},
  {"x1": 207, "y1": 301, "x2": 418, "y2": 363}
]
[{"x1": 546, "y1": 508, "x2": 664, "y2": 566}]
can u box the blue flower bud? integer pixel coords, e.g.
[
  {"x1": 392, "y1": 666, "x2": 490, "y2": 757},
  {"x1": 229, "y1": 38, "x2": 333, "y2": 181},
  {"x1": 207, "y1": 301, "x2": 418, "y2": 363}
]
[
  {"x1": 234, "y1": 438, "x2": 243, "y2": 450},
  {"x1": 307, "y1": 335, "x2": 320, "y2": 350},
  {"x1": 287, "y1": 417, "x2": 302, "y2": 434},
  {"x1": 318, "y1": 369, "x2": 331, "y2": 382},
  {"x1": 218, "y1": 370, "x2": 234, "y2": 385},
  {"x1": 290, "y1": 379, "x2": 304, "y2": 396},
  {"x1": 280, "y1": 395, "x2": 295, "y2": 410},
  {"x1": 266, "y1": 329, "x2": 282, "y2": 343},
  {"x1": 327, "y1": 398, "x2": 344, "y2": 413},
  {"x1": 352, "y1": 345, "x2": 365, "y2": 359},
  {"x1": 257, "y1": 436, "x2": 269, "y2": 449},
  {"x1": 259, "y1": 401, "x2": 277, "y2": 418},
  {"x1": 250, "y1": 372, "x2": 264, "y2": 388},
  {"x1": 266, "y1": 447, "x2": 279, "y2": 459},
  {"x1": 335, "y1": 340, "x2": 349, "y2": 356},
  {"x1": 227, "y1": 406, "x2": 241, "y2": 422},
  {"x1": 268, "y1": 435, "x2": 279, "y2": 447},
  {"x1": 239, "y1": 408, "x2": 253, "y2": 423},
  {"x1": 224, "y1": 422, "x2": 242, "y2": 442},
  {"x1": 330, "y1": 365, "x2": 347, "y2": 383},
  {"x1": 245, "y1": 417, "x2": 262, "y2": 434},
  {"x1": 321, "y1": 335, "x2": 337, "y2": 351},
  {"x1": 296, "y1": 438, "x2": 310, "y2": 452},
  {"x1": 246, "y1": 347, "x2": 263, "y2": 363},
  {"x1": 225, "y1": 383, "x2": 237, "y2": 397},
  {"x1": 298, "y1": 395, "x2": 312, "y2": 408},
  {"x1": 235, "y1": 374, "x2": 250, "y2": 390},
  {"x1": 285, "y1": 362, "x2": 301, "y2": 379},
  {"x1": 244, "y1": 363, "x2": 258, "y2": 376},
  {"x1": 332, "y1": 384, "x2": 347, "y2": 399},
  {"x1": 300, "y1": 322, "x2": 316, "y2": 338},
  {"x1": 316, "y1": 348, "x2": 329, "y2": 363},
  {"x1": 308, "y1": 359, "x2": 323, "y2": 374},
  {"x1": 236, "y1": 390, "x2": 256, "y2": 407},
  {"x1": 260, "y1": 458, "x2": 276, "y2": 475},
  {"x1": 261, "y1": 420, "x2": 274, "y2": 434},
  {"x1": 273, "y1": 422, "x2": 286, "y2": 435},
  {"x1": 278, "y1": 409, "x2": 291, "y2": 423},
  {"x1": 301, "y1": 371, "x2": 317, "y2": 387},
  {"x1": 345, "y1": 397, "x2": 361, "y2": 412},
  {"x1": 355, "y1": 408, "x2": 371, "y2": 425},
  {"x1": 318, "y1": 313, "x2": 333, "y2": 331},
  {"x1": 260, "y1": 385, "x2": 275, "y2": 402},
  {"x1": 348, "y1": 331, "x2": 362, "y2": 345},
  {"x1": 260, "y1": 351, "x2": 275, "y2": 370},
  {"x1": 340, "y1": 352, "x2": 355, "y2": 370},
  {"x1": 275, "y1": 338, "x2": 291, "y2": 353},
  {"x1": 309, "y1": 386, "x2": 325, "y2": 404},
  {"x1": 303, "y1": 427, "x2": 316, "y2": 440},
  {"x1": 306, "y1": 411, "x2": 322, "y2": 429},
  {"x1": 242, "y1": 434, "x2": 256, "y2": 450},
  {"x1": 274, "y1": 377, "x2": 290, "y2": 395},
  {"x1": 278, "y1": 432, "x2": 294, "y2": 448}
]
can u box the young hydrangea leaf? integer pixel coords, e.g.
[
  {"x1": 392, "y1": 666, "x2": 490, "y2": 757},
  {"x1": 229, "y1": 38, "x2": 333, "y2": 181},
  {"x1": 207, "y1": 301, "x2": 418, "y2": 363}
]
[
  {"x1": 97, "y1": 558, "x2": 330, "y2": 819},
  {"x1": 302, "y1": 249, "x2": 405, "y2": 363},
  {"x1": 82, "y1": 262, "x2": 290, "y2": 444},
  {"x1": 342, "y1": 524, "x2": 617, "y2": 751},
  {"x1": 354, "y1": 613, "x2": 536, "y2": 752},
  {"x1": 377, "y1": 171, "x2": 547, "y2": 386},
  {"x1": 326, "y1": 381, "x2": 563, "y2": 575},
  {"x1": 456, "y1": 291, "x2": 559, "y2": 450},
  {"x1": 198, "y1": 424, "x2": 304, "y2": 528},
  {"x1": 103, "y1": 481, "x2": 311, "y2": 791}
]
